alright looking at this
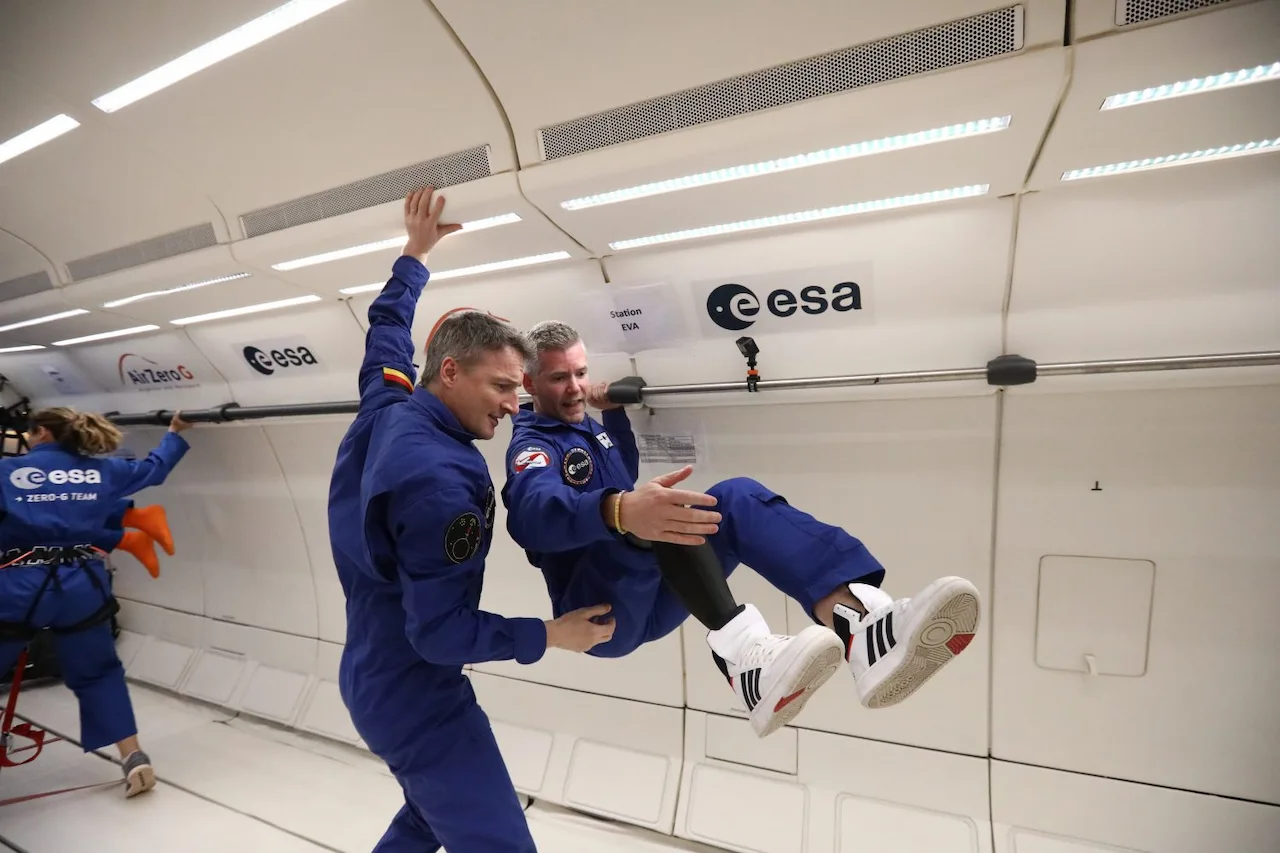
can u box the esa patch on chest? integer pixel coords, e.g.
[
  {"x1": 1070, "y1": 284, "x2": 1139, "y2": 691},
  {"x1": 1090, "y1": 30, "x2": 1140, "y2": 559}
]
[
  {"x1": 562, "y1": 446, "x2": 594, "y2": 486},
  {"x1": 444, "y1": 512, "x2": 483, "y2": 564}
]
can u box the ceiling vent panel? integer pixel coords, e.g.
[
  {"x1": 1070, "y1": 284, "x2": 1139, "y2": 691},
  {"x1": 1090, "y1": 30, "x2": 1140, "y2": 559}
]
[
  {"x1": 537, "y1": 5, "x2": 1025, "y2": 161},
  {"x1": 238, "y1": 145, "x2": 493, "y2": 239},
  {"x1": 67, "y1": 223, "x2": 218, "y2": 282},
  {"x1": 0, "y1": 271, "x2": 54, "y2": 302},
  {"x1": 1116, "y1": 0, "x2": 1237, "y2": 26}
]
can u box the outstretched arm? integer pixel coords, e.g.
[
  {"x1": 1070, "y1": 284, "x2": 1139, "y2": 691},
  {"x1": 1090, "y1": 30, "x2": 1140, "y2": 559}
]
[
  {"x1": 388, "y1": 485, "x2": 548, "y2": 666},
  {"x1": 355, "y1": 188, "x2": 462, "y2": 414},
  {"x1": 102, "y1": 414, "x2": 192, "y2": 498}
]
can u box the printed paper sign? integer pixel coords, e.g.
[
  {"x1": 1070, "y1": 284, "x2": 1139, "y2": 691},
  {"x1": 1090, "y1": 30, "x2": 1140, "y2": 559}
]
[
  {"x1": 585, "y1": 281, "x2": 693, "y2": 354},
  {"x1": 636, "y1": 433, "x2": 699, "y2": 465}
]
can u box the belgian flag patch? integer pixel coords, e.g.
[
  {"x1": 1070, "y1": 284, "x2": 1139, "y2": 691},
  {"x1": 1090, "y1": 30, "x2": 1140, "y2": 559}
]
[{"x1": 382, "y1": 367, "x2": 412, "y2": 392}]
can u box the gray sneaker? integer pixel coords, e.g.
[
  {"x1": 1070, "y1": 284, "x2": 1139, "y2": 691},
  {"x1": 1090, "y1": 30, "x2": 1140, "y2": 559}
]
[{"x1": 122, "y1": 749, "x2": 156, "y2": 798}]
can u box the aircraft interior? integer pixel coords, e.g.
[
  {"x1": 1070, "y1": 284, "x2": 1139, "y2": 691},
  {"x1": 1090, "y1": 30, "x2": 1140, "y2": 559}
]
[{"x1": 0, "y1": 1, "x2": 1278, "y2": 851}]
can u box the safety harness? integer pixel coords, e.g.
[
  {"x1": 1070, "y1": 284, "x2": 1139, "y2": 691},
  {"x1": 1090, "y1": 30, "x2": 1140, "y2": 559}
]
[{"x1": 0, "y1": 545, "x2": 118, "y2": 771}]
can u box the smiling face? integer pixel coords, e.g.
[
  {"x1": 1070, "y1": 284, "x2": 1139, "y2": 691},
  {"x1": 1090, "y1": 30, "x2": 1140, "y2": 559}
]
[
  {"x1": 437, "y1": 345, "x2": 525, "y2": 439},
  {"x1": 525, "y1": 340, "x2": 590, "y2": 424}
]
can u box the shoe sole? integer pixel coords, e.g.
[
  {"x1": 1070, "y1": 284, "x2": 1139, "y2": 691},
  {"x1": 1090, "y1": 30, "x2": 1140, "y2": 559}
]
[
  {"x1": 863, "y1": 578, "x2": 980, "y2": 710},
  {"x1": 125, "y1": 764, "x2": 156, "y2": 798},
  {"x1": 753, "y1": 627, "x2": 844, "y2": 738}
]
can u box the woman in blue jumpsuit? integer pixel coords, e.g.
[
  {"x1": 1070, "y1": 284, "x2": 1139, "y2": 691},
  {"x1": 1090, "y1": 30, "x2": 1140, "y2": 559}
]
[{"x1": 0, "y1": 406, "x2": 192, "y2": 797}]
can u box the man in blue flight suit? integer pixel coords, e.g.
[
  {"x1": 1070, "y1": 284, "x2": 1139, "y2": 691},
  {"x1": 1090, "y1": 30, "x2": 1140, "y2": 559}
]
[
  {"x1": 502, "y1": 321, "x2": 982, "y2": 737},
  {"x1": 326, "y1": 189, "x2": 614, "y2": 853},
  {"x1": 0, "y1": 406, "x2": 193, "y2": 796}
]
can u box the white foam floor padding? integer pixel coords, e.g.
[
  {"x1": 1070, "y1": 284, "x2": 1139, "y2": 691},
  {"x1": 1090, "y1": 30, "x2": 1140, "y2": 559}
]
[{"x1": 2, "y1": 682, "x2": 723, "y2": 853}]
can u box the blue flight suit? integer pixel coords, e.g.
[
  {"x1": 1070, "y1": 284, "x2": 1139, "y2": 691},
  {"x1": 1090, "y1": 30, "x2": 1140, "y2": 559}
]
[
  {"x1": 0, "y1": 431, "x2": 189, "y2": 751},
  {"x1": 326, "y1": 255, "x2": 543, "y2": 853},
  {"x1": 501, "y1": 405, "x2": 887, "y2": 657}
]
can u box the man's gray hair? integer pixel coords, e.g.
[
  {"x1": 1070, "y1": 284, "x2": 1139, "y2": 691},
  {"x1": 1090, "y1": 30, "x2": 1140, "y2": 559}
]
[
  {"x1": 524, "y1": 320, "x2": 582, "y2": 375},
  {"x1": 420, "y1": 311, "x2": 531, "y2": 387}
]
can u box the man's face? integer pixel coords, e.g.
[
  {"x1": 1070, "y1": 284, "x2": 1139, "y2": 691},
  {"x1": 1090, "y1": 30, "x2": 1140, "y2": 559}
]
[
  {"x1": 440, "y1": 346, "x2": 524, "y2": 439},
  {"x1": 525, "y1": 341, "x2": 590, "y2": 424}
]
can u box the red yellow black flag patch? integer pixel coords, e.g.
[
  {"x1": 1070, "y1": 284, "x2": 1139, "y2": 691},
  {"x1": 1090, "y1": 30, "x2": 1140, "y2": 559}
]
[{"x1": 382, "y1": 367, "x2": 412, "y2": 392}]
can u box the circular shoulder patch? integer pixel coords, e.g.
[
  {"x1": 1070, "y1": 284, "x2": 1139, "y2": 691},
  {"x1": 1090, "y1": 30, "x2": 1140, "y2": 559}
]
[
  {"x1": 444, "y1": 512, "x2": 482, "y2": 564},
  {"x1": 562, "y1": 446, "x2": 594, "y2": 486},
  {"x1": 483, "y1": 484, "x2": 496, "y2": 529}
]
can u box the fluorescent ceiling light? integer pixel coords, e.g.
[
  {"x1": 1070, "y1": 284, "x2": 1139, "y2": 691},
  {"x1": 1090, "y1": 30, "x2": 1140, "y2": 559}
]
[
  {"x1": 0, "y1": 309, "x2": 89, "y2": 334},
  {"x1": 0, "y1": 115, "x2": 80, "y2": 167},
  {"x1": 609, "y1": 185, "x2": 989, "y2": 251},
  {"x1": 52, "y1": 325, "x2": 160, "y2": 347},
  {"x1": 170, "y1": 294, "x2": 322, "y2": 326},
  {"x1": 92, "y1": 0, "x2": 353, "y2": 113},
  {"x1": 0, "y1": 345, "x2": 46, "y2": 353},
  {"x1": 103, "y1": 272, "x2": 252, "y2": 308},
  {"x1": 271, "y1": 213, "x2": 522, "y2": 271},
  {"x1": 562, "y1": 118, "x2": 1010, "y2": 211},
  {"x1": 1102, "y1": 62, "x2": 1280, "y2": 110},
  {"x1": 1061, "y1": 138, "x2": 1278, "y2": 181},
  {"x1": 339, "y1": 251, "x2": 572, "y2": 295}
]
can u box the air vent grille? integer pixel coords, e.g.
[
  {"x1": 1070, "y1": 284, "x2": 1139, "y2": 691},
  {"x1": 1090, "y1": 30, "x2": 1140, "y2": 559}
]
[
  {"x1": 1117, "y1": 0, "x2": 1235, "y2": 26},
  {"x1": 0, "y1": 271, "x2": 53, "y2": 302},
  {"x1": 538, "y1": 6, "x2": 1023, "y2": 161},
  {"x1": 67, "y1": 223, "x2": 218, "y2": 282},
  {"x1": 239, "y1": 145, "x2": 493, "y2": 239}
]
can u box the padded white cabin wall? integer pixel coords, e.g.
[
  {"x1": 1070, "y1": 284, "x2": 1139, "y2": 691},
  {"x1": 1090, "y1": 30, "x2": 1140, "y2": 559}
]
[
  {"x1": 677, "y1": 710, "x2": 993, "y2": 853},
  {"x1": 991, "y1": 760, "x2": 1280, "y2": 853},
  {"x1": 991, "y1": 382, "x2": 1280, "y2": 807},
  {"x1": 594, "y1": 198, "x2": 1015, "y2": 412}
]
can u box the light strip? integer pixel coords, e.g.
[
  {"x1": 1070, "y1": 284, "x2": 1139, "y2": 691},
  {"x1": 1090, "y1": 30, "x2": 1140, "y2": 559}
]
[
  {"x1": 52, "y1": 325, "x2": 160, "y2": 347},
  {"x1": 92, "y1": 0, "x2": 353, "y2": 113},
  {"x1": 271, "y1": 213, "x2": 522, "y2": 271},
  {"x1": 103, "y1": 272, "x2": 252, "y2": 308},
  {"x1": 339, "y1": 251, "x2": 573, "y2": 295},
  {"x1": 0, "y1": 115, "x2": 80, "y2": 167},
  {"x1": 170, "y1": 294, "x2": 322, "y2": 326},
  {"x1": 608, "y1": 185, "x2": 989, "y2": 251},
  {"x1": 1102, "y1": 62, "x2": 1280, "y2": 110},
  {"x1": 0, "y1": 345, "x2": 46, "y2": 353},
  {"x1": 562, "y1": 117, "x2": 1010, "y2": 211},
  {"x1": 0, "y1": 309, "x2": 90, "y2": 334},
  {"x1": 1061, "y1": 138, "x2": 1278, "y2": 181}
]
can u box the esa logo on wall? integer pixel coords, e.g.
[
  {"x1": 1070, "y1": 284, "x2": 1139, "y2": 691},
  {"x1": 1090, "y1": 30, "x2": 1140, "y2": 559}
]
[
  {"x1": 239, "y1": 339, "x2": 321, "y2": 377},
  {"x1": 705, "y1": 281, "x2": 861, "y2": 331},
  {"x1": 695, "y1": 264, "x2": 870, "y2": 335}
]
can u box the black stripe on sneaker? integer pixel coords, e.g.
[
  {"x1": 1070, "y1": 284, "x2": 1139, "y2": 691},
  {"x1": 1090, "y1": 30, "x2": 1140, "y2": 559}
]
[
  {"x1": 884, "y1": 611, "x2": 896, "y2": 648},
  {"x1": 742, "y1": 668, "x2": 762, "y2": 711},
  {"x1": 867, "y1": 622, "x2": 878, "y2": 665},
  {"x1": 875, "y1": 619, "x2": 887, "y2": 659}
]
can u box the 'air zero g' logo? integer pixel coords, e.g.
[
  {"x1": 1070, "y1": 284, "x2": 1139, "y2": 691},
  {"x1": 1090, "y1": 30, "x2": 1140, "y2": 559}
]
[
  {"x1": 705, "y1": 281, "x2": 862, "y2": 331},
  {"x1": 243, "y1": 345, "x2": 319, "y2": 376},
  {"x1": 9, "y1": 467, "x2": 102, "y2": 490}
]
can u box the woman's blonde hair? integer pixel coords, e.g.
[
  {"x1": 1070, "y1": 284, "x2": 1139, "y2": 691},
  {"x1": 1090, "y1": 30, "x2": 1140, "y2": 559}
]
[{"x1": 29, "y1": 407, "x2": 123, "y2": 456}]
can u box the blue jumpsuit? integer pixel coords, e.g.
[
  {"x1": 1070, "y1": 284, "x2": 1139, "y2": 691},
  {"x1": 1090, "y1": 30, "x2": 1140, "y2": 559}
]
[
  {"x1": 0, "y1": 432, "x2": 189, "y2": 750},
  {"x1": 500, "y1": 405, "x2": 887, "y2": 657},
  {"x1": 327, "y1": 256, "x2": 544, "y2": 853}
]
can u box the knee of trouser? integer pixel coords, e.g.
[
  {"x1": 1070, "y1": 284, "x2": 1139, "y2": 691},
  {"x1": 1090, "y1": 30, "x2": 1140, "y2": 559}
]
[{"x1": 707, "y1": 477, "x2": 783, "y2": 508}]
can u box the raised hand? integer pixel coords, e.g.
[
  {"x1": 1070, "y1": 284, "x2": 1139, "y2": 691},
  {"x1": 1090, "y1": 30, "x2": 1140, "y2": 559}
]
[
  {"x1": 585, "y1": 381, "x2": 622, "y2": 411},
  {"x1": 403, "y1": 187, "x2": 463, "y2": 262},
  {"x1": 618, "y1": 465, "x2": 721, "y2": 545}
]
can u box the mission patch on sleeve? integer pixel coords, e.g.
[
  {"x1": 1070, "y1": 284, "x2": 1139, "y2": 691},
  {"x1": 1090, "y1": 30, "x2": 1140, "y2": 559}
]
[{"x1": 444, "y1": 512, "x2": 482, "y2": 564}]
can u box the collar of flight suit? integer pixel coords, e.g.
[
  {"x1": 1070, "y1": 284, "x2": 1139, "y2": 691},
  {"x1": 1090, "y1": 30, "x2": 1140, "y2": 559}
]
[
  {"x1": 410, "y1": 386, "x2": 479, "y2": 444},
  {"x1": 514, "y1": 403, "x2": 602, "y2": 438}
]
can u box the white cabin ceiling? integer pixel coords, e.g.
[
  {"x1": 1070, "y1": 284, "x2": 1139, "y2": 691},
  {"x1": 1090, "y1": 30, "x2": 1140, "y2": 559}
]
[{"x1": 0, "y1": 0, "x2": 1276, "y2": 353}]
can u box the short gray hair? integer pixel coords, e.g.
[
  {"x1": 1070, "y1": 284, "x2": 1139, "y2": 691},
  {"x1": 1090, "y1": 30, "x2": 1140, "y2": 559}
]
[
  {"x1": 524, "y1": 321, "x2": 581, "y2": 375},
  {"x1": 421, "y1": 311, "x2": 531, "y2": 387}
]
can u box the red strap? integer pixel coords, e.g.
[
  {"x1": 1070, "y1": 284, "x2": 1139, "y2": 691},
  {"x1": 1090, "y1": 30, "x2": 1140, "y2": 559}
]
[
  {"x1": 0, "y1": 779, "x2": 120, "y2": 807},
  {"x1": 0, "y1": 722, "x2": 48, "y2": 768},
  {"x1": 2, "y1": 649, "x2": 28, "y2": 734}
]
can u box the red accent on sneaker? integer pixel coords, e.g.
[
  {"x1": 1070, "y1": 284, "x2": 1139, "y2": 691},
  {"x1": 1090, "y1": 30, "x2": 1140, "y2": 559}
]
[
  {"x1": 946, "y1": 633, "x2": 974, "y2": 656},
  {"x1": 774, "y1": 688, "x2": 805, "y2": 712}
]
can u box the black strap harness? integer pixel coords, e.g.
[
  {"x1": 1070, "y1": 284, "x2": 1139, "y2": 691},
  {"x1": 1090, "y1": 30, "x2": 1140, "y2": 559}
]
[{"x1": 0, "y1": 546, "x2": 119, "y2": 642}]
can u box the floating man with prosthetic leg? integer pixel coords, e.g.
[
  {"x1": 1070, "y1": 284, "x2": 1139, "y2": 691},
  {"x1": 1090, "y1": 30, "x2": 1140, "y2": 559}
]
[
  {"x1": 502, "y1": 322, "x2": 981, "y2": 736},
  {"x1": 327, "y1": 189, "x2": 614, "y2": 852}
]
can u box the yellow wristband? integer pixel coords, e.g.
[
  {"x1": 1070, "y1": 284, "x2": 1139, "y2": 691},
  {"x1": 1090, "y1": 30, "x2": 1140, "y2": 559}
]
[{"x1": 613, "y1": 491, "x2": 627, "y2": 534}]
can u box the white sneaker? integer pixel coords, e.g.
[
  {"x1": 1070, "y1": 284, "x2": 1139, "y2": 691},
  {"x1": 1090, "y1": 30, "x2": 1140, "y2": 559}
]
[
  {"x1": 707, "y1": 604, "x2": 844, "y2": 737},
  {"x1": 833, "y1": 577, "x2": 980, "y2": 710}
]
